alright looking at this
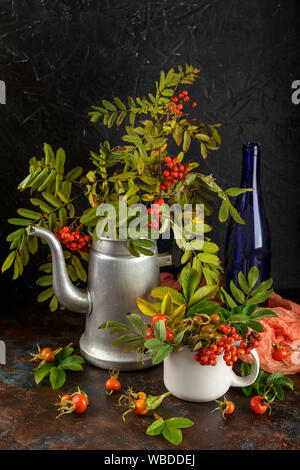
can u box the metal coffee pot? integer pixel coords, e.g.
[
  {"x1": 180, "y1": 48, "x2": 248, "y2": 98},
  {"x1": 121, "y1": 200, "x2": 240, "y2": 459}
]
[{"x1": 30, "y1": 226, "x2": 171, "y2": 371}]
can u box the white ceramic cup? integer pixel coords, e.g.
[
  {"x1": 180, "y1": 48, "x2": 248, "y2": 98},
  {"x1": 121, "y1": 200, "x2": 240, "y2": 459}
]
[{"x1": 163, "y1": 347, "x2": 260, "y2": 402}]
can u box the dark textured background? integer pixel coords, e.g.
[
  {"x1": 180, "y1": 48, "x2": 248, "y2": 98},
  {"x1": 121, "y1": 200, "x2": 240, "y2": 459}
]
[{"x1": 1, "y1": 0, "x2": 300, "y2": 303}]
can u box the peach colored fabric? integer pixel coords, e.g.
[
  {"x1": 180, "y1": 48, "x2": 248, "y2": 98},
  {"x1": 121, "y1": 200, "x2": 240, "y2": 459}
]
[
  {"x1": 255, "y1": 292, "x2": 300, "y2": 375},
  {"x1": 159, "y1": 274, "x2": 300, "y2": 375}
]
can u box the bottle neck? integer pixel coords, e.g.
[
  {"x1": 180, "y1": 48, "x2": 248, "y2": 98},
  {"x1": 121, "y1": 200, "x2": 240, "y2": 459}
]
[{"x1": 241, "y1": 142, "x2": 261, "y2": 188}]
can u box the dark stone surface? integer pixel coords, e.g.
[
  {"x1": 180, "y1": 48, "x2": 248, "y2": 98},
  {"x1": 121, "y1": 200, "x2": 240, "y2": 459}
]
[
  {"x1": 1, "y1": 0, "x2": 300, "y2": 300},
  {"x1": 0, "y1": 301, "x2": 299, "y2": 450}
]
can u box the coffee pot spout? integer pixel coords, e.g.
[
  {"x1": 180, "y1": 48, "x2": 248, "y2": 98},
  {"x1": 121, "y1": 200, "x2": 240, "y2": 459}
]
[{"x1": 30, "y1": 226, "x2": 91, "y2": 314}]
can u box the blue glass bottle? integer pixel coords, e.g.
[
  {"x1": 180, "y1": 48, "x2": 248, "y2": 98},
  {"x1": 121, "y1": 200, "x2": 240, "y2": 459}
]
[{"x1": 225, "y1": 142, "x2": 271, "y2": 290}]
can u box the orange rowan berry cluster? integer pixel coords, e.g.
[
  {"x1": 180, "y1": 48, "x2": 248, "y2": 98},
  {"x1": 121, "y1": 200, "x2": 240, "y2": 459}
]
[
  {"x1": 160, "y1": 156, "x2": 190, "y2": 191},
  {"x1": 56, "y1": 226, "x2": 91, "y2": 252},
  {"x1": 168, "y1": 90, "x2": 197, "y2": 115}
]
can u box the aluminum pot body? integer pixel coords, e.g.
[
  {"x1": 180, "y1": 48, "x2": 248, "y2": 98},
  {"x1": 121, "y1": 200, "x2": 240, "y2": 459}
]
[
  {"x1": 29, "y1": 225, "x2": 160, "y2": 371},
  {"x1": 79, "y1": 237, "x2": 160, "y2": 370},
  {"x1": 163, "y1": 348, "x2": 260, "y2": 402}
]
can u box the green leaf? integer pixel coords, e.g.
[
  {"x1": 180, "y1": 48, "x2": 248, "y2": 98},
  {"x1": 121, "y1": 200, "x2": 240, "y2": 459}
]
[
  {"x1": 146, "y1": 418, "x2": 165, "y2": 436},
  {"x1": 197, "y1": 253, "x2": 220, "y2": 266},
  {"x1": 30, "y1": 198, "x2": 52, "y2": 213},
  {"x1": 242, "y1": 304, "x2": 257, "y2": 317},
  {"x1": 36, "y1": 275, "x2": 52, "y2": 287},
  {"x1": 269, "y1": 375, "x2": 294, "y2": 390},
  {"x1": 246, "y1": 320, "x2": 264, "y2": 332},
  {"x1": 55, "y1": 347, "x2": 74, "y2": 362},
  {"x1": 49, "y1": 295, "x2": 58, "y2": 312},
  {"x1": 113, "y1": 97, "x2": 126, "y2": 110},
  {"x1": 17, "y1": 208, "x2": 41, "y2": 220},
  {"x1": 144, "y1": 338, "x2": 166, "y2": 351},
  {"x1": 137, "y1": 246, "x2": 153, "y2": 256},
  {"x1": 57, "y1": 191, "x2": 70, "y2": 204},
  {"x1": 6, "y1": 228, "x2": 24, "y2": 242},
  {"x1": 136, "y1": 297, "x2": 158, "y2": 317},
  {"x1": 27, "y1": 235, "x2": 38, "y2": 254},
  {"x1": 102, "y1": 99, "x2": 117, "y2": 111},
  {"x1": 146, "y1": 392, "x2": 170, "y2": 410},
  {"x1": 42, "y1": 192, "x2": 61, "y2": 208},
  {"x1": 189, "y1": 285, "x2": 218, "y2": 307},
  {"x1": 126, "y1": 313, "x2": 147, "y2": 335},
  {"x1": 218, "y1": 199, "x2": 229, "y2": 222},
  {"x1": 44, "y1": 143, "x2": 56, "y2": 166},
  {"x1": 186, "y1": 300, "x2": 221, "y2": 318},
  {"x1": 152, "y1": 343, "x2": 173, "y2": 364},
  {"x1": 34, "y1": 362, "x2": 54, "y2": 384},
  {"x1": 228, "y1": 204, "x2": 245, "y2": 224},
  {"x1": 98, "y1": 320, "x2": 130, "y2": 331},
  {"x1": 230, "y1": 281, "x2": 245, "y2": 304},
  {"x1": 247, "y1": 289, "x2": 273, "y2": 305},
  {"x1": 225, "y1": 187, "x2": 253, "y2": 197},
  {"x1": 183, "y1": 130, "x2": 191, "y2": 152},
  {"x1": 247, "y1": 266, "x2": 259, "y2": 288},
  {"x1": 37, "y1": 287, "x2": 54, "y2": 302},
  {"x1": 56, "y1": 148, "x2": 66, "y2": 173},
  {"x1": 151, "y1": 286, "x2": 185, "y2": 306},
  {"x1": 162, "y1": 425, "x2": 183, "y2": 446},
  {"x1": 49, "y1": 367, "x2": 66, "y2": 389},
  {"x1": 180, "y1": 267, "x2": 198, "y2": 301},
  {"x1": 272, "y1": 383, "x2": 284, "y2": 400},
  {"x1": 220, "y1": 287, "x2": 237, "y2": 309},
  {"x1": 161, "y1": 293, "x2": 173, "y2": 316},
  {"x1": 80, "y1": 207, "x2": 97, "y2": 225},
  {"x1": 132, "y1": 239, "x2": 154, "y2": 248},
  {"x1": 48, "y1": 212, "x2": 57, "y2": 232},
  {"x1": 71, "y1": 255, "x2": 87, "y2": 282},
  {"x1": 153, "y1": 319, "x2": 167, "y2": 341},
  {"x1": 164, "y1": 417, "x2": 194, "y2": 429},
  {"x1": 111, "y1": 333, "x2": 142, "y2": 346},
  {"x1": 124, "y1": 339, "x2": 146, "y2": 352},
  {"x1": 59, "y1": 355, "x2": 85, "y2": 370},
  {"x1": 238, "y1": 272, "x2": 251, "y2": 294},
  {"x1": 1, "y1": 251, "x2": 16, "y2": 273},
  {"x1": 66, "y1": 167, "x2": 83, "y2": 180},
  {"x1": 8, "y1": 218, "x2": 33, "y2": 226},
  {"x1": 250, "y1": 309, "x2": 277, "y2": 320},
  {"x1": 251, "y1": 278, "x2": 273, "y2": 296}
]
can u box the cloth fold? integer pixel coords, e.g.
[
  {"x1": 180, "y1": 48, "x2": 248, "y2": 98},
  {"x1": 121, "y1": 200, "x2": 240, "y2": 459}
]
[{"x1": 159, "y1": 273, "x2": 300, "y2": 375}]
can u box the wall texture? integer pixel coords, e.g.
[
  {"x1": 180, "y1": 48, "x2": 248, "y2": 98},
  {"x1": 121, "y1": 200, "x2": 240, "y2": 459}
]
[{"x1": 1, "y1": 0, "x2": 300, "y2": 301}]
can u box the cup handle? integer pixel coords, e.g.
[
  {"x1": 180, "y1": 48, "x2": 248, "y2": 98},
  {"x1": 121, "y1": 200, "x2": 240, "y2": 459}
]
[{"x1": 230, "y1": 348, "x2": 260, "y2": 387}]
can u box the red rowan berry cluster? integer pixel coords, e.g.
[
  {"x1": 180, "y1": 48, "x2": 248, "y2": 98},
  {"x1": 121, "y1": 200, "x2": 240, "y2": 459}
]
[
  {"x1": 160, "y1": 156, "x2": 190, "y2": 191},
  {"x1": 194, "y1": 324, "x2": 262, "y2": 367},
  {"x1": 147, "y1": 199, "x2": 164, "y2": 231},
  {"x1": 168, "y1": 90, "x2": 197, "y2": 115},
  {"x1": 56, "y1": 226, "x2": 91, "y2": 252}
]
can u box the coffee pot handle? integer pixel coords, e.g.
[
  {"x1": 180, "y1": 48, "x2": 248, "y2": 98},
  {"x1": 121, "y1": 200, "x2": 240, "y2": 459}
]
[{"x1": 230, "y1": 348, "x2": 260, "y2": 387}]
